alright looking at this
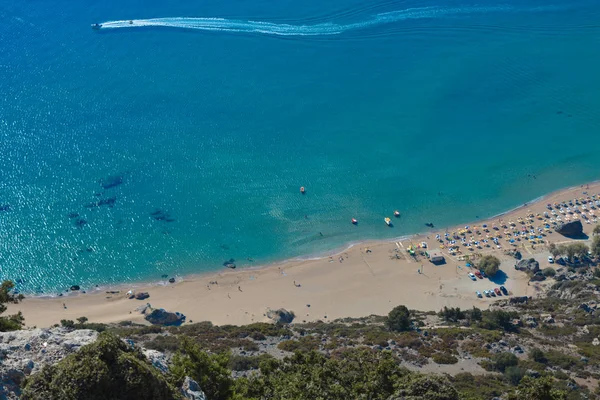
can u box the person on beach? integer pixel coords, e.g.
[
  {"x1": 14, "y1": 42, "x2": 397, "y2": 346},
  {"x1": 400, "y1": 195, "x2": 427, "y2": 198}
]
[{"x1": 238, "y1": 286, "x2": 242, "y2": 292}]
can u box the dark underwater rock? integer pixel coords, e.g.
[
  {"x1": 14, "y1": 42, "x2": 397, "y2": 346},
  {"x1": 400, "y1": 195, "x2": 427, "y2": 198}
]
[
  {"x1": 151, "y1": 209, "x2": 175, "y2": 222},
  {"x1": 70, "y1": 285, "x2": 80, "y2": 291},
  {"x1": 100, "y1": 175, "x2": 124, "y2": 189},
  {"x1": 86, "y1": 197, "x2": 116, "y2": 208}
]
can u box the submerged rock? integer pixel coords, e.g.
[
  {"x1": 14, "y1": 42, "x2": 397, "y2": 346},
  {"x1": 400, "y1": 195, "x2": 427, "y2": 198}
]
[
  {"x1": 100, "y1": 174, "x2": 124, "y2": 190},
  {"x1": 85, "y1": 197, "x2": 116, "y2": 208},
  {"x1": 555, "y1": 220, "x2": 584, "y2": 237},
  {"x1": 70, "y1": 285, "x2": 80, "y2": 291}
]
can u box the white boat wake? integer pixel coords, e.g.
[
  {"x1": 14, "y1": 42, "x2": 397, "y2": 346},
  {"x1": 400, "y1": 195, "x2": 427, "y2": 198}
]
[{"x1": 98, "y1": 5, "x2": 558, "y2": 36}]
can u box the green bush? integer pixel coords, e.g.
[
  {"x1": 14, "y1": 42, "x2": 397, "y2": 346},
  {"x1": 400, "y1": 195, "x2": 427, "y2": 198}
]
[
  {"x1": 504, "y1": 366, "x2": 526, "y2": 386},
  {"x1": 21, "y1": 332, "x2": 181, "y2": 400},
  {"x1": 170, "y1": 338, "x2": 233, "y2": 400},
  {"x1": 529, "y1": 348, "x2": 547, "y2": 364},
  {"x1": 0, "y1": 280, "x2": 25, "y2": 332},
  {"x1": 493, "y1": 352, "x2": 519, "y2": 372},
  {"x1": 386, "y1": 305, "x2": 412, "y2": 332},
  {"x1": 543, "y1": 268, "x2": 556, "y2": 277},
  {"x1": 478, "y1": 255, "x2": 501, "y2": 277},
  {"x1": 432, "y1": 352, "x2": 459, "y2": 365}
]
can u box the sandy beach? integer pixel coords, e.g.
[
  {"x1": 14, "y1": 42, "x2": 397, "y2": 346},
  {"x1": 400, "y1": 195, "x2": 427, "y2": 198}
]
[{"x1": 9, "y1": 182, "x2": 600, "y2": 328}]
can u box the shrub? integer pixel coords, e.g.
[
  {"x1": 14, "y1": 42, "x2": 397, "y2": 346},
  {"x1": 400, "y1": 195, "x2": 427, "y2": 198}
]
[
  {"x1": 478, "y1": 255, "x2": 501, "y2": 277},
  {"x1": 504, "y1": 366, "x2": 526, "y2": 386},
  {"x1": 543, "y1": 268, "x2": 556, "y2": 277},
  {"x1": 21, "y1": 332, "x2": 180, "y2": 399},
  {"x1": 170, "y1": 338, "x2": 233, "y2": 400},
  {"x1": 493, "y1": 352, "x2": 519, "y2": 372},
  {"x1": 0, "y1": 280, "x2": 25, "y2": 332},
  {"x1": 530, "y1": 348, "x2": 547, "y2": 364},
  {"x1": 432, "y1": 352, "x2": 458, "y2": 365},
  {"x1": 386, "y1": 305, "x2": 412, "y2": 332}
]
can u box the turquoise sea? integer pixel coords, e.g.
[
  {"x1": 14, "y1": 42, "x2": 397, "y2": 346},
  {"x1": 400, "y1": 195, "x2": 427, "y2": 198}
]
[{"x1": 1, "y1": 0, "x2": 600, "y2": 294}]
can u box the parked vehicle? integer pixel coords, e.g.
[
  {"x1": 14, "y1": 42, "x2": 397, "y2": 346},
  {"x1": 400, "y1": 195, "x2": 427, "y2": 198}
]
[
  {"x1": 494, "y1": 288, "x2": 502, "y2": 296},
  {"x1": 468, "y1": 273, "x2": 477, "y2": 281},
  {"x1": 500, "y1": 286, "x2": 508, "y2": 295},
  {"x1": 474, "y1": 270, "x2": 483, "y2": 279},
  {"x1": 548, "y1": 256, "x2": 554, "y2": 264},
  {"x1": 476, "y1": 291, "x2": 482, "y2": 298}
]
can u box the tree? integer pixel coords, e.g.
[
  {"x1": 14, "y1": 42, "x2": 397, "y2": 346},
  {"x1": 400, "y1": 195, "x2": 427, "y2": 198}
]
[
  {"x1": 548, "y1": 243, "x2": 561, "y2": 258},
  {"x1": 542, "y1": 268, "x2": 556, "y2": 277},
  {"x1": 569, "y1": 242, "x2": 589, "y2": 260},
  {"x1": 493, "y1": 352, "x2": 518, "y2": 372},
  {"x1": 591, "y1": 236, "x2": 600, "y2": 258},
  {"x1": 170, "y1": 338, "x2": 233, "y2": 400},
  {"x1": 77, "y1": 316, "x2": 89, "y2": 324},
  {"x1": 22, "y1": 332, "x2": 181, "y2": 399},
  {"x1": 593, "y1": 225, "x2": 600, "y2": 236},
  {"x1": 0, "y1": 280, "x2": 25, "y2": 332},
  {"x1": 529, "y1": 348, "x2": 547, "y2": 364},
  {"x1": 386, "y1": 305, "x2": 412, "y2": 332},
  {"x1": 478, "y1": 255, "x2": 501, "y2": 277},
  {"x1": 504, "y1": 366, "x2": 525, "y2": 386},
  {"x1": 439, "y1": 307, "x2": 465, "y2": 323},
  {"x1": 508, "y1": 376, "x2": 567, "y2": 400},
  {"x1": 468, "y1": 307, "x2": 483, "y2": 322}
]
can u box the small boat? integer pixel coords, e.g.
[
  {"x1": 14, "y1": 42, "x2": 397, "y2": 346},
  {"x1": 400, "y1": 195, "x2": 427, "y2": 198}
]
[
  {"x1": 129, "y1": 20, "x2": 134, "y2": 25},
  {"x1": 91, "y1": 23, "x2": 102, "y2": 30},
  {"x1": 300, "y1": 186, "x2": 306, "y2": 194},
  {"x1": 351, "y1": 218, "x2": 358, "y2": 225},
  {"x1": 394, "y1": 210, "x2": 400, "y2": 217},
  {"x1": 384, "y1": 217, "x2": 392, "y2": 226}
]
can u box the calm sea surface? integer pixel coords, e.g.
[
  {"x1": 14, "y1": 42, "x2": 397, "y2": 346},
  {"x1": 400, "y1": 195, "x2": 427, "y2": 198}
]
[{"x1": 1, "y1": 0, "x2": 600, "y2": 294}]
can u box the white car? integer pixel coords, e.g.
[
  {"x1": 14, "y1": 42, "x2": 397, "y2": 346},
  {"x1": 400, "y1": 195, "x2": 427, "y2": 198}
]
[
  {"x1": 476, "y1": 291, "x2": 482, "y2": 298},
  {"x1": 468, "y1": 273, "x2": 477, "y2": 281},
  {"x1": 548, "y1": 256, "x2": 554, "y2": 263},
  {"x1": 484, "y1": 290, "x2": 491, "y2": 297}
]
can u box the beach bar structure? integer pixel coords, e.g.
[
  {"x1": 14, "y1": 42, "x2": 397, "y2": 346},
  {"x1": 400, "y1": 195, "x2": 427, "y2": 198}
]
[{"x1": 428, "y1": 250, "x2": 445, "y2": 265}]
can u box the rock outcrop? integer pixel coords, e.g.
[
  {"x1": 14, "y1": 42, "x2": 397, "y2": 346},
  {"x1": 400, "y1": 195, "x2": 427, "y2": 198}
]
[
  {"x1": 515, "y1": 259, "x2": 540, "y2": 273},
  {"x1": 142, "y1": 349, "x2": 170, "y2": 373},
  {"x1": 555, "y1": 220, "x2": 584, "y2": 237},
  {"x1": 181, "y1": 376, "x2": 207, "y2": 400},
  {"x1": 266, "y1": 308, "x2": 295, "y2": 324},
  {"x1": 144, "y1": 308, "x2": 186, "y2": 326},
  {"x1": 0, "y1": 328, "x2": 98, "y2": 399}
]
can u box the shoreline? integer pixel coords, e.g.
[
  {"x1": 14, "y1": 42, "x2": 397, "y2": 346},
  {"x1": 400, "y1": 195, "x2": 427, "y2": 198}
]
[
  {"x1": 21, "y1": 180, "x2": 596, "y2": 299},
  {"x1": 9, "y1": 181, "x2": 600, "y2": 328}
]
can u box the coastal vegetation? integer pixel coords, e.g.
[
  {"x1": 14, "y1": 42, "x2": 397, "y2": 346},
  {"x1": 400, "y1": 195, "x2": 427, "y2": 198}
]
[
  {"x1": 17, "y1": 281, "x2": 600, "y2": 399},
  {"x1": 0, "y1": 280, "x2": 25, "y2": 332},
  {"x1": 477, "y1": 255, "x2": 501, "y2": 277}
]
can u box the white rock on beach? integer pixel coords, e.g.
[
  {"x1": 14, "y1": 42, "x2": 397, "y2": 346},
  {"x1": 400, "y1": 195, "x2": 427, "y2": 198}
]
[{"x1": 0, "y1": 328, "x2": 98, "y2": 400}]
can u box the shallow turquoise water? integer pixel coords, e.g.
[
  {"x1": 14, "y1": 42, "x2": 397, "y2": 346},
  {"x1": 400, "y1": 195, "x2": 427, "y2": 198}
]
[{"x1": 1, "y1": 0, "x2": 600, "y2": 294}]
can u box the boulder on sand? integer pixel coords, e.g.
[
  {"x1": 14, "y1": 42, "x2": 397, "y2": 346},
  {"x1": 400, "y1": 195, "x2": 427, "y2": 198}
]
[
  {"x1": 144, "y1": 308, "x2": 186, "y2": 326},
  {"x1": 266, "y1": 308, "x2": 295, "y2": 324},
  {"x1": 555, "y1": 220, "x2": 584, "y2": 238},
  {"x1": 515, "y1": 259, "x2": 540, "y2": 273},
  {"x1": 135, "y1": 292, "x2": 150, "y2": 300}
]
